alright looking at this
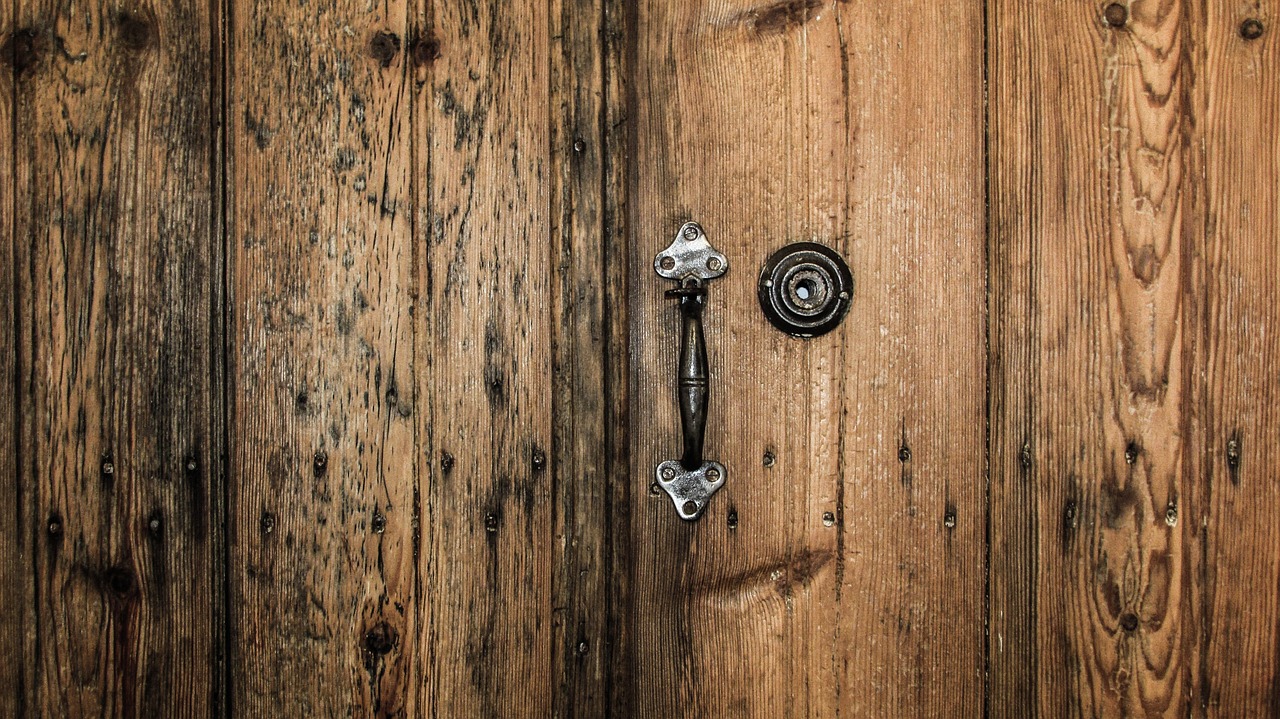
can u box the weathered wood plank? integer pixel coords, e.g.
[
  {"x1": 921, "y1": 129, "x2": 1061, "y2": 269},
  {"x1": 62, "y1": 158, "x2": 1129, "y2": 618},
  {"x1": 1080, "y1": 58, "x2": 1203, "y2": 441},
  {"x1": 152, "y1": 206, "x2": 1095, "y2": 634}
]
[
  {"x1": 10, "y1": 0, "x2": 225, "y2": 714},
  {"x1": 411, "y1": 0, "x2": 553, "y2": 715},
  {"x1": 1186, "y1": 5, "x2": 1280, "y2": 715},
  {"x1": 547, "y1": 0, "x2": 622, "y2": 714},
  {"x1": 225, "y1": 0, "x2": 416, "y2": 714},
  {"x1": 987, "y1": 1, "x2": 1241, "y2": 715},
  {"x1": 832, "y1": 2, "x2": 988, "y2": 714},
  {"x1": 600, "y1": 0, "x2": 636, "y2": 711},
  {"x1": 625, "y1": 1, "x2": 986, "y2": 715},
  {"x1": 1, "y1": 14, "x2": 30, "y2": 718}
]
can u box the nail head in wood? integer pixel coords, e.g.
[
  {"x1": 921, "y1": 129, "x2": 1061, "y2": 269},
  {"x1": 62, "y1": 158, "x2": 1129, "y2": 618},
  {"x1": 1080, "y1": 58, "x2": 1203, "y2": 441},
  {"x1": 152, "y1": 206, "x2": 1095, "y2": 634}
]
[
  {"x1": 1103, "y1": 3, "x2": 1128, "y2": 28},
  {"x1": 1240, "y1": 18, "x2": 1265, "y2": 40}
]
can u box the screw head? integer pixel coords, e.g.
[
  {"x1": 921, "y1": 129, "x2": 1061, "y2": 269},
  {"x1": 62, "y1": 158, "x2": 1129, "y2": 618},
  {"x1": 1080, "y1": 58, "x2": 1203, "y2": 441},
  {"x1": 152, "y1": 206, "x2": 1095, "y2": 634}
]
[
  {"x1": 681, "y1": 500, "x2": 698, "y2": 515},
  {"x1": 706, "y1": 468, "x2": 720, "y2": 480},
  {"x1": 660, "y1": 467, "x2": 675, "y2": 481},
  {"x1": 707, "y1": 257, "x2": 722, "y2": 272},
  {"x1": 659, "y1": 256, "x2": 676, "y2": 271},
  {"x1": 682, "y1": 225, "x2": 699, "y2": 241}
]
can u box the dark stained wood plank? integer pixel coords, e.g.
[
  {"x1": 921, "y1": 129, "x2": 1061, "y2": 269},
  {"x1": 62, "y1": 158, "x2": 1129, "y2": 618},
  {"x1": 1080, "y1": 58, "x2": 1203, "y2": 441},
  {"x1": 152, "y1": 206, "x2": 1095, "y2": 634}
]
[
  {"x1": 547, "y1": 0, "x2": 622, "y2": 713},
  {"x1": 10, "y1": 0, "x2": 225, "y2": 714},
  {"x1": 1186, "y1": 5, "x2": 1280, "y2": 715},
  {"x1": 1, "y1": 16, "x2": 31, "y2": 718},
  {"x1": 986, "y1": 0, "x2": 1044, "y2": 709},
  {"x1": 411, "y1": 0, "x2": 554, "y2": 715},
  {"x1": 225, "y1": 0, "x2": 416, "y2": 714},
  {"x1": 600, "y1": 0, "x2": 636, "y2": 710},
  {"x1": 625, "y1": 0, "x2": 986, "y2": 715}
]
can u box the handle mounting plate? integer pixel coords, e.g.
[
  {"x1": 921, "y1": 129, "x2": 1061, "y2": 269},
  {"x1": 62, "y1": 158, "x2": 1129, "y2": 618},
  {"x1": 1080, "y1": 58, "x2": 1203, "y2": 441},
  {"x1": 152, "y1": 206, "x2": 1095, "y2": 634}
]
[
  {"x1": 656, "y1": 460, "x2": 726, "y2": 521},
  {"x1": 654, "y1": 222, "x2": 729, "y2": 282}
]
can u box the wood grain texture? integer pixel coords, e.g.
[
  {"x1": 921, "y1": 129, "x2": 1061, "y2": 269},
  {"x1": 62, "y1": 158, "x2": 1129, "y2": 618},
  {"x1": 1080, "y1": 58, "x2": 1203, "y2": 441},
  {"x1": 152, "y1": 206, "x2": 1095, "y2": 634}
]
[
  {"x1": 1187, "y1": 3, "x2": 1280, "y2": 714},
  {"x1": 548, "y1": 0, "x2": 632, "y2": 714},
  {"x1": 10, "y1": 0, "x2": 225, "y2": 714},
  {"x1": 411, "y1": 0, "x2": 553, "y2": 715},
  {"x1": 1, "y1": 11, "x2": 29, "y2": 717},
  {"x1": 989, "y1": 0, "x2": 1198, "y2": 712},
  {"x1": 989, "y1": 1, "x2": 1280, "y2": 716},
  {"x1": 225, "y1": 0, "x2": 416, "y2": 714},
  {"x1": 624, "y1": 0, "x2": 986, "y2": 715}
]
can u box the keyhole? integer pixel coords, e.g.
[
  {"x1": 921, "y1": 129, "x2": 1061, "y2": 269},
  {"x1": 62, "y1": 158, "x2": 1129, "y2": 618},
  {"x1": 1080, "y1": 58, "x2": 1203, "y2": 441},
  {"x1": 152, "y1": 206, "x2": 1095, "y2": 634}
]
[{"x1": 796, "y1": 282, "x2": 812, "y2": 300}]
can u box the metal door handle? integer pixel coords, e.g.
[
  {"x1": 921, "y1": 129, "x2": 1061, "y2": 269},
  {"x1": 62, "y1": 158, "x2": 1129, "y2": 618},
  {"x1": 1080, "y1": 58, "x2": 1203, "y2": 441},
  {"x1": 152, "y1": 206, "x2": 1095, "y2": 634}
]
[{"x1": 653, "y1": 222, "x2": 727, "y2": 520}]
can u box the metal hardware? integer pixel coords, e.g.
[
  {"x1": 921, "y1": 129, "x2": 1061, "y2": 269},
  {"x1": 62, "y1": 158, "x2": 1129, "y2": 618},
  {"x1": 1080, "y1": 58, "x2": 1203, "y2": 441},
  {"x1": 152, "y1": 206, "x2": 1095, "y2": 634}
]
[
  {"x1": 654, "y1": 221, "x2": 727, "y2": 521},
  {"x1": 758, "y1": 242, "x2": 853, "y2": 338}
]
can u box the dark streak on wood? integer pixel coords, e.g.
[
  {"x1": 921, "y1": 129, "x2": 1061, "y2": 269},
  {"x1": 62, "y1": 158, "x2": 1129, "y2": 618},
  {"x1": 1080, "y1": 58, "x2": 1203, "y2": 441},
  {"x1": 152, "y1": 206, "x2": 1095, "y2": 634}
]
[{"x1": 743, "y1": 0, "x2": 823, "y2": 36}]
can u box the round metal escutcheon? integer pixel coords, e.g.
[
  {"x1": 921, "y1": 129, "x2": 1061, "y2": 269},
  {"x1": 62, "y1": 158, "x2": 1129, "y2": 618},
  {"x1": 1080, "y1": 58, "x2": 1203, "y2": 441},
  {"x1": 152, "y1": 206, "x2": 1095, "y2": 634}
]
[{"x1": 758, "y1": 242, "x2": 853, "y2": 338}]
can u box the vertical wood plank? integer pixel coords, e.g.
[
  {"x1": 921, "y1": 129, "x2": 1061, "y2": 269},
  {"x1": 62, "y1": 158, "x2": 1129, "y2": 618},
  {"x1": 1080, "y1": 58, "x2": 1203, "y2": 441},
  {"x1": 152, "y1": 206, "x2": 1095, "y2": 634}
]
[
  {"x1": 987, "y1": 0, "x2": 1223, "y2": 715},
  {"x1": 11, "y1": 0, "x2": 225, "y2": 714},
  {"x1": 833, "y1": 1, "x2": 988, "y2": 715},
  {"x1": 986, "y1": 0, "x2": 1043, "y2": 709},
  {"x1": 411, "y1": 0, "x2": 553, "y2": 714},
  {"x1": 625, "y1": 0, "x2": 985, "y2": 716},
  {"x1": 1, "y1": 14, "x2": 30, "y2": 718},
  {"x1": 226, "y1": 0, "x2": 416, "y2": 714},
  {"x1": 547, "y1": 0, "x2": 629, "y2": 714},
  {"x1": 601, "y1": 0, "x2": 635, "y2": 709},
  {"x1": 627, "y1": 2, "x2": 841, "y2": 713},
  {"x1": 1188, "y1": 3, "x2": 1280, "y2": 714}
]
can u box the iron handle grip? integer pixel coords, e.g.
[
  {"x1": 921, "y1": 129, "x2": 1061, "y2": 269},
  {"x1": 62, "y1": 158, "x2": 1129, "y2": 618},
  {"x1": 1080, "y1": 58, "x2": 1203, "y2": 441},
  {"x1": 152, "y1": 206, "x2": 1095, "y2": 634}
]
[
  {"x1": 669, "y1": 286, "x2": 708, "y2": 471},
  {"x1": 653, "y1": 220, "x2": 727, "y2": 521}
]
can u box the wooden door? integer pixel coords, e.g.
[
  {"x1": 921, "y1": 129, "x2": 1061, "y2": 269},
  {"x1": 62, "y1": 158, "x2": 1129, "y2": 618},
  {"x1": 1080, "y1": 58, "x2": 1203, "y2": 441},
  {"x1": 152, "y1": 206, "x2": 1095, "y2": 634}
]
[{"x1": 1, "y1": 0, "x2": 1277, "y2": 717}]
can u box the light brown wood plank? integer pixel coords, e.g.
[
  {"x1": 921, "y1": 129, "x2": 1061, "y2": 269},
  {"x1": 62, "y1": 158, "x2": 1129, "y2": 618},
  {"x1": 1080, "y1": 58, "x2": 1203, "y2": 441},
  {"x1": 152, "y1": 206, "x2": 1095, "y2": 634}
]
[
  {"x1": 832, "y1": 1, "x2": 988, "y2": 714},
  {"x1": 1188, "y1": 4, "x2": 1280, "y2": 714},
  {"x1": 411, "y1": 0, "x2": 553, "y2": 714},
  {"x1": 225, "y1": 0, "x2": 416, "y2": 714},
  {"x1": 988, "y1": 0, "x2": 1220, "y2": 715},
  {"x1": 11, "y1": 0, "x2": 225, "y2": 714},
  {"x1": 625, "y1": 1, "x2": 985, "y2": 715}
]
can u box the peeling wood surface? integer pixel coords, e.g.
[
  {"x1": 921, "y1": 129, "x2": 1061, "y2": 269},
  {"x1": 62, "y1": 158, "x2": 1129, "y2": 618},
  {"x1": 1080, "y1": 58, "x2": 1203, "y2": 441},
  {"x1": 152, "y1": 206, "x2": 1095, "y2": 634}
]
[{"x1": 1, "y1": 0, "x2": 1278, "y2": 716}]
